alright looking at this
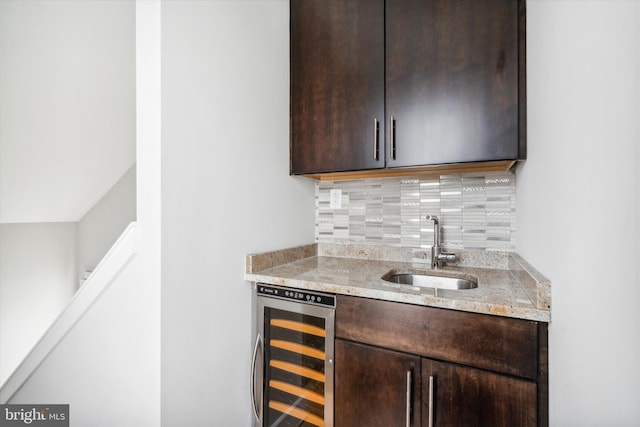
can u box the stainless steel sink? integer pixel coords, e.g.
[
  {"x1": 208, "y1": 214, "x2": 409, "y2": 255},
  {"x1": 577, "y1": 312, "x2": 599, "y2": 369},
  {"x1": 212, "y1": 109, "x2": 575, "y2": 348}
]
[{"x1": 381, "y1": 271, "x2": 478, "y2": 290}]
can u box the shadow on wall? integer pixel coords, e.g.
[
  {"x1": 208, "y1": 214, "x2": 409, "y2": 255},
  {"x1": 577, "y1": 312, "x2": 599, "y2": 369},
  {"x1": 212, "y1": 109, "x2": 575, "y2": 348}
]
[{"x1": 77, "y1": 164, "x2": 137, "y2": 287}]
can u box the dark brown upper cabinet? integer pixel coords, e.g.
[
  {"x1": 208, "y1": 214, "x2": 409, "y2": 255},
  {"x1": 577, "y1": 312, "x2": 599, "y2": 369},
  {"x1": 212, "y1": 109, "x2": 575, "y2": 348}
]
[
  {"x1": 290, "y1": 0, "x2": 385, "y2": 175},
  {"x1": 386, "y1": 0, "x2": 524, "y2": 167},
  {"x1": 290, "y1": 0, "x2": 526, "y2": 178}
]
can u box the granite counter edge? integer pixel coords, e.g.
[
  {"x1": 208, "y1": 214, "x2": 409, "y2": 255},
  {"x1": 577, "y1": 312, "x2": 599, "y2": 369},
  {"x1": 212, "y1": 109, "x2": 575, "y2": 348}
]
[{"x1": 245, "y1": 243, "x2": 551, "y2": 322}]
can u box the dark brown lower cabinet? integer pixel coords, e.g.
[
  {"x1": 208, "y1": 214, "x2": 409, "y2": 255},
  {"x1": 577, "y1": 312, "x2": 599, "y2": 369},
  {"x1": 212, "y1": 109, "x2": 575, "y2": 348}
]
[
  {"x1": 335, "y1": 339, "x2": 536, "y2": 427},
  {"x1": 335, "y1": 340, "x2": 421, "y2": 426},
  {"x1": 334, "y1": 295, "x2": 548, "y2": 426},
  {"x1": 422, "y1": 359, "x2": 536, "y2": 427}
]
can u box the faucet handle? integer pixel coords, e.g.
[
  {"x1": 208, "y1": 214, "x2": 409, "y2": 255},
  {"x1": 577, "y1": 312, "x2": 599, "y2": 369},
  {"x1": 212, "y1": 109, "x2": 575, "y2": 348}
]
[{"x1": 439, "y1": 253, "x2": 456, "y2": 262}]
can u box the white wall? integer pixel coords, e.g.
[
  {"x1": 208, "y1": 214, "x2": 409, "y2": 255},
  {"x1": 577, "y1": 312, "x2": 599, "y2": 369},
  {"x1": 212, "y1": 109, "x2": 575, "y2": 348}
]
[
  {"x1": 160, "y1": 1, "x2": 315, "y2": 425},
  {"x1": 1, "y1": 155, "x2": 136, "y2": 388},
  {"x1": 0, "y1": 167, "x2": 136, "y2": 390},
  {"x1": 2, "y1": 3, "x2": 162, "y2": 425},
  {"x1": 0, "y1": 223, "x2": 77, "y2": 385},
  {"x1": 77, "y1": 165, "x2": 136, "y2": 283},
  {"x1": 0, "y1": 0, "x2": 138, "y2": 394},
  {"x1": 0, "y1": 0, "x2": 136, "y2": 224},
  {"x1": 518, "y1": 1, "x2": 640, "y2": 425}
]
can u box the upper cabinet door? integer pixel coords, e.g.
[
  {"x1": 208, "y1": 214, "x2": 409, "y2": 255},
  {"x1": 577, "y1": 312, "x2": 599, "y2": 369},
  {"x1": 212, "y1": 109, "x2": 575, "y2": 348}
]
[
  {"x1": 290, "y1": 0, "x2": 385, "y2": 175},
  {"x1": 386, "y1": 0, "x2": 522, "y2": 168}
]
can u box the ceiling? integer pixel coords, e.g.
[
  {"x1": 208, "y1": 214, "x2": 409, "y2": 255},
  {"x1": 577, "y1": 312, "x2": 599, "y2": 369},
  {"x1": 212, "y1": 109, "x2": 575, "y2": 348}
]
[{"x1": 0, "y1": 0, "x2": 135, "y2": 224}]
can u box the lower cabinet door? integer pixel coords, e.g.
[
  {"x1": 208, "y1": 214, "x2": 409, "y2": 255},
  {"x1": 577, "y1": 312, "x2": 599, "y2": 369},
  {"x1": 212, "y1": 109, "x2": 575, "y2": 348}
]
[
  {"x1": 422, "y1": 359, "x2": 537, "y2": 427},
  {"x1": 335, "y1": 339, "x2": 421, "y2": 427}
]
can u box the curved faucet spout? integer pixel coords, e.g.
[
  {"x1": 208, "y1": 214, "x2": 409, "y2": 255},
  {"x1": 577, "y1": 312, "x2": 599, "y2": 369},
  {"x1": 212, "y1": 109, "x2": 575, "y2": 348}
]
[
  {"x1": 426, "y1": 215, "x2": 440, "y2": 256},
  {"x1": 425, "y1": 214, "x2": 455, "y2": 269}
]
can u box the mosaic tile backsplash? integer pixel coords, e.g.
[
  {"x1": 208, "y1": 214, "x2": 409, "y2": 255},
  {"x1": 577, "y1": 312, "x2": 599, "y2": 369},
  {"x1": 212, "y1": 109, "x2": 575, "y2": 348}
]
[{"x1": 315, "y1": 171, "x2": 516, "y2": 251}]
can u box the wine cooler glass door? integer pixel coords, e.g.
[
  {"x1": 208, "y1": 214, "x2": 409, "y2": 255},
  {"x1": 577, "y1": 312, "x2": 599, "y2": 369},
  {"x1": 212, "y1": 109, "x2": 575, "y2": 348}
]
[{"x1": 256, "y1": 287, "x2": 335, "y2": 427}]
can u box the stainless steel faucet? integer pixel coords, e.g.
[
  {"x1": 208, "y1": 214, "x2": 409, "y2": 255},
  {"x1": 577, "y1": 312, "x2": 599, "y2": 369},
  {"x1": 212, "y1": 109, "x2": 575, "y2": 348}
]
[{"x1": 426, "y1": 215, "x2": 456, "y2": 268}]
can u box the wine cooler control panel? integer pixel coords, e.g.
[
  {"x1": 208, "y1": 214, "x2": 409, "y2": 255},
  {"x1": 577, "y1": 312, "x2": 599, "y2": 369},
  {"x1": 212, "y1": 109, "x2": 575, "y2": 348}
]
[{"x1": 257, "y1": 284, "x2": 335, "y2": 308}]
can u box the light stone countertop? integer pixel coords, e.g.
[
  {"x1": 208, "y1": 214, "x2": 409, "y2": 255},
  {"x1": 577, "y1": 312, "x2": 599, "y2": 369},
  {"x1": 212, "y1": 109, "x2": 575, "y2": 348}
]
[{"x1": 245, "y1": 243, "x2": 551, "y2": 322}]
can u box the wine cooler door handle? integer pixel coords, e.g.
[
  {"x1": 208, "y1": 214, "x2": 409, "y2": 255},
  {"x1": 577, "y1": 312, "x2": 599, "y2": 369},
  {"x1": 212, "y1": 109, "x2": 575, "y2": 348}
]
[
  {"x1": 405, "y1": 370, "x2": 412, "y2": 427},
  {"x1": 427, "y1": 375, "x2": 435, "y2": 427},
  {"x1": 251, "y1": 333, "x2": 263, "y2": 423}
]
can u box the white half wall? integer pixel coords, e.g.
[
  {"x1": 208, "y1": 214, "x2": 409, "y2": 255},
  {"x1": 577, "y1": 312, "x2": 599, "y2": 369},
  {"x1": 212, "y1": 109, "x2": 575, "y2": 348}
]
[
  {"x1": 0, "y1": 223, "x2": 77, "y2": 385},
  {"x1": 518, "y1": 1, "x2": 640, "y2": 425},
  {"x1": 7, "y1": 252, "x2": 161, "y2": 427},
  {"x1": 160, "y1": 1, "x2": 315, "y2": 424},
  {"x1": 77, "y1": 164, "x2": 136, "y2": 284}
]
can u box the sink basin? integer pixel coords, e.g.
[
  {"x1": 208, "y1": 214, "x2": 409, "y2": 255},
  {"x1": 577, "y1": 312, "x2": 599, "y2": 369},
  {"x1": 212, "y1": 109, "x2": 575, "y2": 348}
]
[{"x1": 381, "y1": 271, "x2": 478, "y2": 290}]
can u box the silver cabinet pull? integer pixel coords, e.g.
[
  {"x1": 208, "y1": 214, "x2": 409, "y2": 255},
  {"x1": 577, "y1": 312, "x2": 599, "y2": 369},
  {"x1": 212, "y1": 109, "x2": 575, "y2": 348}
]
[
  {"x1": 250, "y1": 334, "x2": 263, "y2": 423},
  {"x1": 428, "y1": 375, "x2": 435, "y2": 427},
  {"x1": 406, "y1": 370, "x2": 412, "y2": 427},
  {"x1": 373, "y1": 118, "x2": 380, "y2": 161},
  {"x1": 390, "y1": 116, "x2": 397, "y2": 160}
]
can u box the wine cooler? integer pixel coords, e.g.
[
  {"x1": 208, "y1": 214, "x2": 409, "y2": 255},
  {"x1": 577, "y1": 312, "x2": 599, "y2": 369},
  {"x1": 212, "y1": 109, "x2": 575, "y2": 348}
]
[{"x1": 252, "y1": 284, "x2": 335, "y2": 427}]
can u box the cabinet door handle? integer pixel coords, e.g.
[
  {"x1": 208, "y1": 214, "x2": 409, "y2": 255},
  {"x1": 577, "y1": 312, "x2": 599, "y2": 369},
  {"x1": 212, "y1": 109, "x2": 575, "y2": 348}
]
[
  {"x1": 390, "y1": 116, "x2": 397, "y2": 160},
  {"x1": 373, "y1": 118, "x2": 380, "y2": 161},
  {"x1": 427, "y1": 375, "x2": 435, "y2": 427},
  {"x1": 405, "y1": 370, "x2": 412, "y2": 427},
  {"x1": 250, "y1": 333, "x2": 263, "y2": 423}
]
